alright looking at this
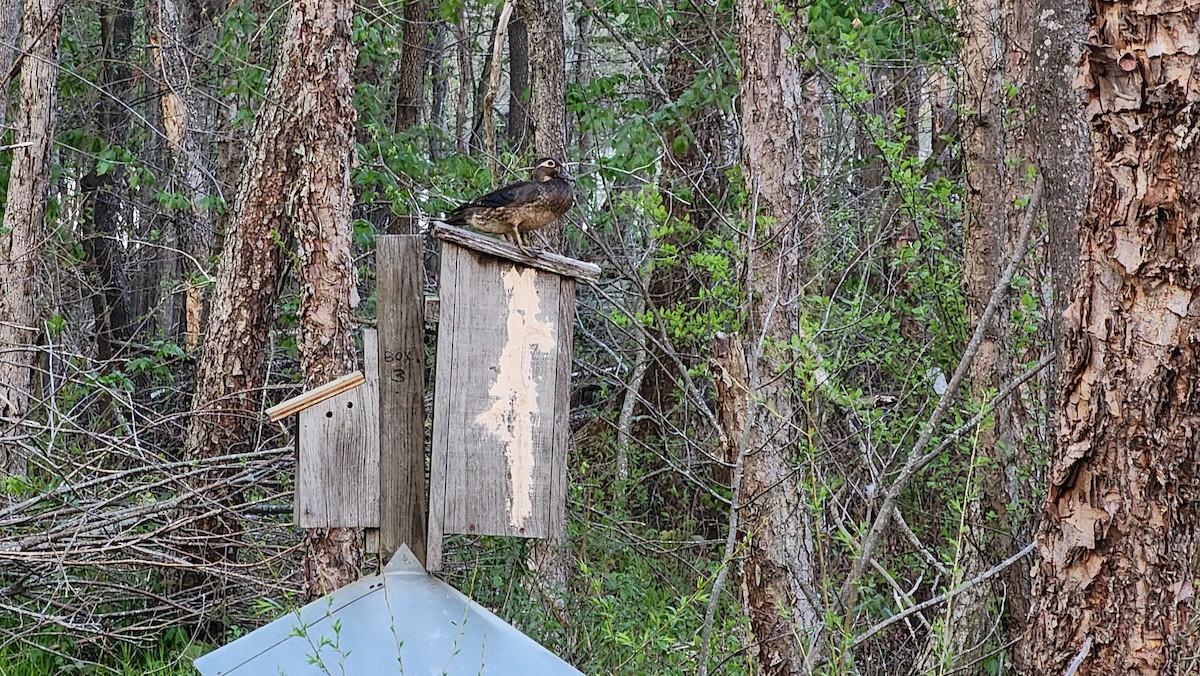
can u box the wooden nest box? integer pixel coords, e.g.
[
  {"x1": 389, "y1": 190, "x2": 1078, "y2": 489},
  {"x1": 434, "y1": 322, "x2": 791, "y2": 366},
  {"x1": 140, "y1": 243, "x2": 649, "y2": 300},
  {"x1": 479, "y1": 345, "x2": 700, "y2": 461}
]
[
  {"x1": 427, "y1": 224, "x2": 600, "y2": 569},
  {"x1": 266, "y1": 229, "x2": 599, "y2": 573}
]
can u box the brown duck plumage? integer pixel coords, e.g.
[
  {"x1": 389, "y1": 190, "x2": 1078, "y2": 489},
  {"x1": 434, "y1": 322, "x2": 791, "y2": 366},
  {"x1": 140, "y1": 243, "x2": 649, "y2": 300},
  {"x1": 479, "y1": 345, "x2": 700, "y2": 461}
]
[{"x1": 444, "y1": 158, "x2": 575, "y2": 255}]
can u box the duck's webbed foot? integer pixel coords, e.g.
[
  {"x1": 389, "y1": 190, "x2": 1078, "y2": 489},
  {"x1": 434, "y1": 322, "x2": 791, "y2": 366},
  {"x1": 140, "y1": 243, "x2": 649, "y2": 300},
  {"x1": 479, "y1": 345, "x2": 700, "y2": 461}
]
[{"x1": 511, "y1": 228, "x2": 536, "y2": 257}]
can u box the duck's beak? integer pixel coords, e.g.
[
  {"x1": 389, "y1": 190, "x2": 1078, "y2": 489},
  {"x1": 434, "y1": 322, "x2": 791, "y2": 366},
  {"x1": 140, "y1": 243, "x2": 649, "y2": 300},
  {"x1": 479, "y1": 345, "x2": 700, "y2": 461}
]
[{"x1": 559, "y1": 167, "x2": 575, "y2": 182}]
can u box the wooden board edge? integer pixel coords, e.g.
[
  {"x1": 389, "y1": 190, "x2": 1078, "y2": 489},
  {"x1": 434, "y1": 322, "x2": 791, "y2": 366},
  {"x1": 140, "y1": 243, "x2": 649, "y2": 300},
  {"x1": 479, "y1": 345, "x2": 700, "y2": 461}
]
[
  {"x1": 426, "y1": 244, "x2": 460, "y2": 573},
  {"x1": 433, "y1": 223, "x2": 601, "y2": 282},
  {"x1": 548, "y1": 277, "x2": 575, "y2": 538}
]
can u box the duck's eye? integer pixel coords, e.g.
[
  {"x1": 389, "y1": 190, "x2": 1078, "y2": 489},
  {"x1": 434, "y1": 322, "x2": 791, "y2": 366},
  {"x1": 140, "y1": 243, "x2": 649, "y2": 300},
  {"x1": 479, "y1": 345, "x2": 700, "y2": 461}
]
[{"x1": 544, "y1": 160, "x2": 556, "y2": 168}]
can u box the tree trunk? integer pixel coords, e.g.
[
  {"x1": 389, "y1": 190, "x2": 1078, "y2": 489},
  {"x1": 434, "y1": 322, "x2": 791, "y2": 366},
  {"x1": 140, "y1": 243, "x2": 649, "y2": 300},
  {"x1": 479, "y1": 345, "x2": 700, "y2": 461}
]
[
  {"x1": 0, "y1": 0, "x2": 21, "y2": 131},
  {"x1": 184, "y1": 0, "x2": 360, "y2": 602},
  {"x1": 567, "y1": 11, "x2": 590, "y2": 153},
  {"x1": 515, "y1": 0, "x2": 566, "y2": 166},
  {"x1": 293, "y1": 0, "x2": 361, "y2": 591},
  {"x1": 386, "y1": 0, "x2": 430, "y2": 235},
  {"x1": 733, "y1": 0, "x2": 822, "y2": 672},
  {"x1": 393, "y1": 0, "x2": 428, "y2": 133},
  {"x1": 80, "y1": 0, "x2": 135, "y2": 367},
  {"x1": 513, "y1": 0, "x2": 570, "y2": 616},
  {"x1": 469, "y1": 9, "x2": 502, "y2": 155},
  {"x1": 453, "y1": 10, "x2": 471, "y2": 154},
  {"x1": 427, "y1": 21, "x2": 448, "y2": 161},
  {"x1": 933, "y1": 0, "x2": 1084, "y2": 669},
  {"x1": 0, "y1": 0, "x2": 62, "y2": 477},
  {"x1": 1030, "y1": 0, "x2": 1087, "y2": 332},
  {"x1": 925, "y1": 0, "x2": 1042, "y2": 669},
  {"x1": 1024, "y1": 0, "x2": 1200, "y2": 671},
  {"x1": 506, "y1": 15, "x2": 529, "y2": 151},
  {"x1": 211, "y1": 0, "x2": 271, "y2": 255}
]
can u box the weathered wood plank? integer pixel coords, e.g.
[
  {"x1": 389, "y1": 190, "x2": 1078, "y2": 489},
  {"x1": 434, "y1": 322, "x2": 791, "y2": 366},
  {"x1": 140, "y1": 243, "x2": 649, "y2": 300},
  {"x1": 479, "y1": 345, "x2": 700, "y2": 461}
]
[
  {"x1": 426, "y1": 245, "x2": 461, "y2": 572},
  {"x1": 443, "y1": 251, "x2": 510, "y2": 536},
  {"x1": 296, "y1": 341, "x2": 379, "y2": 528},
  {"x1": 433, "y1": 222, "x2": 601, "y2": 282},
  {"x1": 433, "y1": 247, "x2": 561, "y2": 539},
  {"x1": 375, "y1": 236, "x2": 429, "y2": 565},
  {"x1": 266, "y1": 371, "x2": 365, "y2": 422},
  {"x1": 364, "y1": 528, "x2": 379, "y2": 558},
  {"x1": 548, "y1": 277, "x2": 575, "y2": 537}
]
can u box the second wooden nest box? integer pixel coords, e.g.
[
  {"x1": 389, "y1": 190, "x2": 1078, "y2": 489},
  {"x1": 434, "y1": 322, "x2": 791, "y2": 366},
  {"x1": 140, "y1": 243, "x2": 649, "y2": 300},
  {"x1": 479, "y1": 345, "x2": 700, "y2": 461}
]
[{"x1": 427, "y1": 225, "x2": 599, "y2": 569}]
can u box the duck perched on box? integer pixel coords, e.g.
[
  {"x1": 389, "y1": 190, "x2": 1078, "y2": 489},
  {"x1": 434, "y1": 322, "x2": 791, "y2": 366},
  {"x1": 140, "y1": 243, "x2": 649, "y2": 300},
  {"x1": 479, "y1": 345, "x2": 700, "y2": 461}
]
[{"x1": 444, "y1": 158, "x2": 575, "y2": 256}]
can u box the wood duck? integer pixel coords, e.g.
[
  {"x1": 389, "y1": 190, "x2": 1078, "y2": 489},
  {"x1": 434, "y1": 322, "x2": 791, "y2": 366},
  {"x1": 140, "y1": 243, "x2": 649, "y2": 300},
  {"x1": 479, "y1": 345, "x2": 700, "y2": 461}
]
[{"x1": 444, "y1": 158, "x2": 575, "y2": 255}]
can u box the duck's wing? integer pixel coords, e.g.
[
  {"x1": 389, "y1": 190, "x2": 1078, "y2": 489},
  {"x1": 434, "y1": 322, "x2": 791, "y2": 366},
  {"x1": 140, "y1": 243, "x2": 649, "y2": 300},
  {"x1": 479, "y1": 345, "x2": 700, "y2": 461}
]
[
  {"x1": 446, "y1": 180, "x2": 531, "y2": 226},
  {"x1": 458, "y1": 179, "x2": 544, "y2": 210}
]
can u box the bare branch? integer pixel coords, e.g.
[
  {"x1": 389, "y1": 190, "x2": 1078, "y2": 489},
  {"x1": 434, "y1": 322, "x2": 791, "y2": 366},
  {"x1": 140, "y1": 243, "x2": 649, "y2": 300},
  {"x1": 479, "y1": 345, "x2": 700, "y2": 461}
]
[{"x1": 853, "y1": 542, "x2": 1036, "y2": 646}]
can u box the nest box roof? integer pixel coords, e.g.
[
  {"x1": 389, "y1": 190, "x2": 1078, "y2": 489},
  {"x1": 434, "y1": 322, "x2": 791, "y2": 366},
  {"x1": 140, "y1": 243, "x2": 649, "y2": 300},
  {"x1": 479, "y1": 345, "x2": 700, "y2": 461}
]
[{"x1": 194, "y1": 546, "x2": 582, "y2": 675}]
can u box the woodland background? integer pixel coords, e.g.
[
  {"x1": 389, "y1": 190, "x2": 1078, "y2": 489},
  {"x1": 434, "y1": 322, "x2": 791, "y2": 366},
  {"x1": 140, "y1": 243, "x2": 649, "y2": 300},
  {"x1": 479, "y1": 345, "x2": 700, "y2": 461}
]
[{"x1": 0, "y1": 0, "x2": 1192, "y2": 669}]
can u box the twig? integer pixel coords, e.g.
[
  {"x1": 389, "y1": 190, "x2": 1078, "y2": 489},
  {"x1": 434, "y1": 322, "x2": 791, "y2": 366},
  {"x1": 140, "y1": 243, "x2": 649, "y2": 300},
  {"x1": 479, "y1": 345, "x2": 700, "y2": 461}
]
[
  {"x1": 852, "y1": 541, "x2": 1035, "y2": 646},
  {"x1": 616, "y1": 265, "x2": 653, "y2": 480},
  {"x1": 893, "y1": 506, "x2": 951, "y2": 577},
  {"x1": 914, "y1": 351, "x2": 1056, "y2": 470}
]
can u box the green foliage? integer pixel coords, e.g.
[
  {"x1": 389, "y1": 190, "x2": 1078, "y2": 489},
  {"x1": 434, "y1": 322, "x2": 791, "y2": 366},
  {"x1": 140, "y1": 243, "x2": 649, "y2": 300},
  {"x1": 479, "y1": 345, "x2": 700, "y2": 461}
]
[
  {"x1": 216, "y1": 0, "x2": 272, "y2": 117},
  {"x1": 0, "y1": 628, "x2": 204, "y2": 675},
  {"x1": 806, "y1": 0, "x2": 957, "y2": 62},
  {"x1": 441, "y1": 510, "x2": 750, "y2": 674},
  {"x1": 1, "y1": 474, "x2": 34, "y2": 498}
]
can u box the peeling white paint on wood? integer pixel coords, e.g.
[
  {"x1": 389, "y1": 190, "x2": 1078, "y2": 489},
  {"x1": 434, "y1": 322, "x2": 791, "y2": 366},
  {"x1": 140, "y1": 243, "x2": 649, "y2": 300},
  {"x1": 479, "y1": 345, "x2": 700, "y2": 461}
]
[
  {"x1": 474, "y1": 266, "x2": 557, "y2": 528},
  {"x1": 427, "y1": 235, "x2": 589, "y2": 571}
]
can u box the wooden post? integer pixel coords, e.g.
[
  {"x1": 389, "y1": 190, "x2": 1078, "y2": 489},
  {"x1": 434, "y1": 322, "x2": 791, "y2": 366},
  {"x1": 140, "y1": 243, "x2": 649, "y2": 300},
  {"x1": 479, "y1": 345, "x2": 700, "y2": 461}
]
[{"x1": 376, "y1": 235, "x2": 428, "y2": 565}]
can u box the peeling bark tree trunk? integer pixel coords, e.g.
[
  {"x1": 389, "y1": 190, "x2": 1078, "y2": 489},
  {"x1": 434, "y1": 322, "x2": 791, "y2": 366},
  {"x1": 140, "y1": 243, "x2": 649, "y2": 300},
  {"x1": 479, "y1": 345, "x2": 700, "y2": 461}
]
[
  {"x1": 184, "y1": 0, "x2": 360, "y2": 604},
  {"x1": 733, "y1": 0, "x2": 822, "y2": 672},
  {"x1": 1024, "y1": 0, "x2": 1200, "y2": 671},
  {"x1": 0, "y1": 0, "x2": 61, "y2": 477},
  {"x1": 293, "y1": 0, "x2": 361, "y2": 595}
]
